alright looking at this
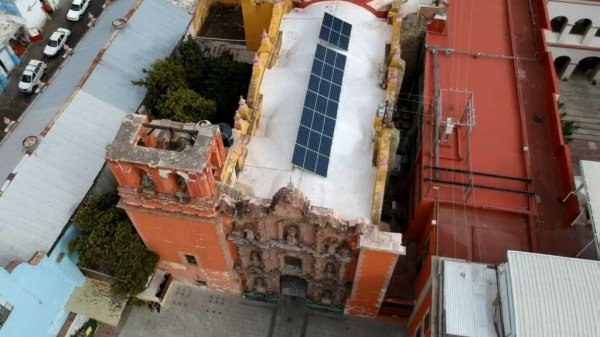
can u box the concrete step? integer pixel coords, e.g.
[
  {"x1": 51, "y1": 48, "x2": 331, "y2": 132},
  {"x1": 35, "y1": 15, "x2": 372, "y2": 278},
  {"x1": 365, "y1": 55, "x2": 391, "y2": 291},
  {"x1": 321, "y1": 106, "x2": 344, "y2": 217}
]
[
  {"x1": 563, "y1": 115, "x2": 600, "y2": 125},
  {"x1": 573, "y1": 129, "x2": 600, "y2": 137},
  {"x1": 570, "y1": 133, "x2": 600, "y2": 142}
]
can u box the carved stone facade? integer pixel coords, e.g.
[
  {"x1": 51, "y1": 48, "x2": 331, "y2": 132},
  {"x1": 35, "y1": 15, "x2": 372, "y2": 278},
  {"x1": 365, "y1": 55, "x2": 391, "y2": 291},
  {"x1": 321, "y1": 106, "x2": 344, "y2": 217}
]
[{"x1": 221, "y1": 186, "x2": 359, "y2": 306}]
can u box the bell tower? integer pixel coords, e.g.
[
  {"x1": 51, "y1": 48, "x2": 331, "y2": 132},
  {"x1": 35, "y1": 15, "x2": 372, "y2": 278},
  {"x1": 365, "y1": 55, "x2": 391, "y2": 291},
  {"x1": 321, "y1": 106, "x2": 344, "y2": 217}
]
[{"x1": 106, "y1": 114, "x2": 240, "y2": 293}]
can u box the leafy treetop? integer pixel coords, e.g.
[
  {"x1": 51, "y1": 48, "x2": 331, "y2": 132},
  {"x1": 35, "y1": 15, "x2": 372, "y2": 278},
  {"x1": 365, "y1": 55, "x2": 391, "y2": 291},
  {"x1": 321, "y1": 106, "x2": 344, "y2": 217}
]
[{"x1": 69, "y1": 192, "x2": 158, "y2": 297}]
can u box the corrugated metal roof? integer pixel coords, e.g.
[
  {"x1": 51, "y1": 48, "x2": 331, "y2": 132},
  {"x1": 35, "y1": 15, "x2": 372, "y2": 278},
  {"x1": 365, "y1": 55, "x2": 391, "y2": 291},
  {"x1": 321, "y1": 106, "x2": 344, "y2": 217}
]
[
  {"x1": 580, "y1": 160, "x2": 600, "y2": 255},
  {"x1": 442, "y1": 259, "x2": 498, "y2": 337},
  {"x1": 66, "y1": 277, "x2": 128, "y2": 326},
  {"x1": 0, "y1": 0, "x2": 191, "y2": 267},
  {"x1": 0, "y1": 0, "x2": 139, "y2": 180},
  {"x1": 508, "y1": 251, "x2": 600, "y2": 337}
]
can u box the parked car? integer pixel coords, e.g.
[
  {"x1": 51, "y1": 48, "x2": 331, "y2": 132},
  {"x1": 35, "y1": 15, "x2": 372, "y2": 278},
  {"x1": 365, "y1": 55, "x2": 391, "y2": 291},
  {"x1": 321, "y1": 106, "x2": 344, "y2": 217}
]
[
  {"x1": 18, "y1": 60, "x2": 47, "y2": 93},
  {"x1": 67, "y1": 0, "x2": 91, "y2": 21},
  {"x1": 43, "y1": 28, "x2": 71, "y2": 57}
]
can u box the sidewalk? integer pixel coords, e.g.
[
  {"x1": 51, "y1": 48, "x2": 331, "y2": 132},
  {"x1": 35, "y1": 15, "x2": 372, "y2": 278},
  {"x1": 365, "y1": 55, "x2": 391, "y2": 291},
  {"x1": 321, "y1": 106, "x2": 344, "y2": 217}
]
[{"x1": 119, "y1": 281, "x2": 406, "y2": 337}]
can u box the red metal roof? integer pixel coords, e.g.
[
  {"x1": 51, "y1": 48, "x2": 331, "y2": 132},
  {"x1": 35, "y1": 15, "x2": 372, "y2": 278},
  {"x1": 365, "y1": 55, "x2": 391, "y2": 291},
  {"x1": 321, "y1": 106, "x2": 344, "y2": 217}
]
[{"x1": 417, "y1": 0, "x2": 593, "y2": 263}]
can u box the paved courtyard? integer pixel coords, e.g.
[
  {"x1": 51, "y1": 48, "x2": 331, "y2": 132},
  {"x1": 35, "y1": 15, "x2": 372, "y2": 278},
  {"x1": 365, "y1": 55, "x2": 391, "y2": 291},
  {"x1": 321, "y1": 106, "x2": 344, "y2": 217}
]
[
  {"x1": 119, "y1": 282, "x2": 405, "y2": 337},
  {"x1": 559, "y1": 75, "x2": 600, "y2": 174}
]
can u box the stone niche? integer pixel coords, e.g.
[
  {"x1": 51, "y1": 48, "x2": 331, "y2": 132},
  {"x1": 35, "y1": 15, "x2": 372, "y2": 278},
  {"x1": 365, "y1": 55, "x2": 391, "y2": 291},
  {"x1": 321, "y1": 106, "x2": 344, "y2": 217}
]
[{"x1": 221, "y1": 185, "x2": 360, "y2": 306}]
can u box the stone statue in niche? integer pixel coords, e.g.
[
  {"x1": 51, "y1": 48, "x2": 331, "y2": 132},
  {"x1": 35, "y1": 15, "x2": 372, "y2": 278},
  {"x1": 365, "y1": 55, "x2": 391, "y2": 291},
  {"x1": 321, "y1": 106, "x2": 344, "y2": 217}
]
[
  {"x1": 338, "y1": 243, "x2": 352, "y2": 258},
  {"x1": 338, "y1": 263, "x2": 347, "y2": 280},
  {"x1": 284, "y1": 225, "x2": 299, "y2": 245},
  {"x1": 141, "y1": 173, "x2": 156, "y2": 192},
  {"x1": 314, "y1": 258, "x2": 324, "y2": 278},
  {"x1": 250, "y1": 250, "x2": 263, "y2": 268},
  {"x1": 324, "y1": 237, "x2": 339, "y2": 255},
  {"x1": 324, "y1": 263, "x2": 336, "y2": 280},
  {"x1": 255, "y1": 277, "x2": 266, "y2": 292}
]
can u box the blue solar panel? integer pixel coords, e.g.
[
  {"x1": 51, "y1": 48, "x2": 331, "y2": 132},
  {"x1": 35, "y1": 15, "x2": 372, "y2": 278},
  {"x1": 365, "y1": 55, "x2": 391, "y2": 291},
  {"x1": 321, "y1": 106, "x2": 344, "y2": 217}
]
[
  {"x1": 292, "y1": 44, "x2": 347, "y2": 177},
  {"x1": 319, "y1": 13, "x2": 352, "y2": 51}
]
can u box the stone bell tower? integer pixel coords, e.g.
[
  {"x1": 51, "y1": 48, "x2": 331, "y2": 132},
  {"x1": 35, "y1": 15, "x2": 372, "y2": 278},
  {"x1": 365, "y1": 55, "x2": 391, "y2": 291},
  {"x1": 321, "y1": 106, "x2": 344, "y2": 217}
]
[{"x1": 106, "y1": 114, "x2": 240, "y2": 293}]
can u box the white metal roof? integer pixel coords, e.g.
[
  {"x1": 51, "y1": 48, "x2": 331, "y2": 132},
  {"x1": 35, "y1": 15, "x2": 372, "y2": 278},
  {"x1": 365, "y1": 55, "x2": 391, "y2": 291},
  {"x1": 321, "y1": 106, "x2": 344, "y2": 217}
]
[
  {"x1": 0, "y1": 0, "x2": 191, "y2": 267},
  {"x1": 580, "y1": 160, "x2": 600, "y2": 255},
  {"x1": 507, "y1": 251, "x2": 600, "y2": 337},
  {"x1": 442, "y1": 259, "x2": 498, "y2": 337},
  {"x1": 236, "y1": 1, "x2": 390, "y2": 221}
]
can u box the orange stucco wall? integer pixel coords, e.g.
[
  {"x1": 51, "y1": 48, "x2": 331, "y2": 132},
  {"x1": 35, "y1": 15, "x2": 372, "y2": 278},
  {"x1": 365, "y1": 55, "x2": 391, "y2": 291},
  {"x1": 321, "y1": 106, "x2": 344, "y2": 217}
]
[
  {"x1": 126, "y1": 208, "x2": 240, "y2": 293},
  {"x1": 345, "y1": 249, "x2": 397, "y2": 317},
  {"x1": 408, "y1": 289, "x2": 432, "y2": 337}
]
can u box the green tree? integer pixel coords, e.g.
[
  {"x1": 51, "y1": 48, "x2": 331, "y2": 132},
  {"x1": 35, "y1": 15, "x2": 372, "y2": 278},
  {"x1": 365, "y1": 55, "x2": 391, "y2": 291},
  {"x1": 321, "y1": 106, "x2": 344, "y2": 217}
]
[
  {"x1": 155, "y1": 88, "x2": 216, "y2": 123},
  {"x1": 69, "y1": 192, "x2": 158, "y2": 297},
  {"x1": 176, "y1": 36, "x2": 207, "y2": 92},
  {"x1": 132, "y1": 58, "x2": 187, "y2": 112},
  {"x1": 202, "y1": 56, "x2": 252, "y2": 123}
]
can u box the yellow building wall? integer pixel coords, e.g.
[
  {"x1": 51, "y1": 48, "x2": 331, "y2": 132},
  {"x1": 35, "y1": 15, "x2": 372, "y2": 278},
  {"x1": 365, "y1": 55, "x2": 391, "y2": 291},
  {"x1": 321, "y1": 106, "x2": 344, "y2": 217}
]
[{"x1": 241, "y1": 0, "x2": 274, "y2": 51}]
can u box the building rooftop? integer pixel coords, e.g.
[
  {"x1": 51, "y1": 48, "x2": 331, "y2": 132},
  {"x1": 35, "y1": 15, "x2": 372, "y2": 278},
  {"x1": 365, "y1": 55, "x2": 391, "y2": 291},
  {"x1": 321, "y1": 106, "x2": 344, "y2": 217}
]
[
  {"x1": 507, "y1": 251, "x2": 600, "y2": 337},
  {"x1": 0, "y1": 0, "x2": 190, "y2": 267},
  {"x1": 107, "y1": 115, "x2": 219, "y2": 172},
  {"x1": 580, "y1": 160, "x2": 600, "y2": 256},
  {"x1": 441, "y1": 260, "x2": 498, "y2": 337},
  {"x1": 437, "y1": 251, "x2": 600, "y2": 337},
  {"x1": 418, "y1": 0, "x2": 589, "y2": 263},
  {"x1": 236, "y1": 1, "x2": 390, "y2": 221}
]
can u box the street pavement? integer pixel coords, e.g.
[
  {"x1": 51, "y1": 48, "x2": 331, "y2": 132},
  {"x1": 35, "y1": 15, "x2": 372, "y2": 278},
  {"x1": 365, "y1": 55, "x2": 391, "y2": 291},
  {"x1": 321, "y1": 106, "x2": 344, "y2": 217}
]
[
  {"x1": 0, "y1": 0, "x2": 107, "y2": 140},
  {"x1": 118, "y1": 281, "x2": 406, "y2": 337}
]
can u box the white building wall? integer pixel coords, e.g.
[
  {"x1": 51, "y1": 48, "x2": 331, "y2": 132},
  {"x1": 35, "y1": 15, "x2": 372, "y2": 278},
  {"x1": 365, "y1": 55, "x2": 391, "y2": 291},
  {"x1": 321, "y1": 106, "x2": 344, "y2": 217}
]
[
  {"x1": 13, "y1": 0, "x2": 48, "y2": 30},
  {"x1": 546, "y1": 0, "x2": 600, "y2": 81}
]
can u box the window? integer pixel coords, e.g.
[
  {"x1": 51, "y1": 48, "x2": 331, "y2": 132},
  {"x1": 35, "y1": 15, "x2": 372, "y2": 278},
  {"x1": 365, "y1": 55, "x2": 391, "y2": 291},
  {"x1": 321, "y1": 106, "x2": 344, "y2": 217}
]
[
  {"x1": 595, "y1": 29, "x2": 600, "y2": 37},
  {"x1": 184, "y1": 254, "x2": 197, "y2": 265},
  {"x1": 0, "y1": 302, "x2": 12, "y2": 328},
  {"x1": 570, "y1": 19, "x2": 592, "y2": 35},
  {"x1": 550, "y1": 16, "x2": 567, "y2": 33},
  {"x1": 414, "y1": 326, "x2": 422, "y2": 337},
  {"x1": 423, "y1": 311, "x2": 431, "y2": 332}
]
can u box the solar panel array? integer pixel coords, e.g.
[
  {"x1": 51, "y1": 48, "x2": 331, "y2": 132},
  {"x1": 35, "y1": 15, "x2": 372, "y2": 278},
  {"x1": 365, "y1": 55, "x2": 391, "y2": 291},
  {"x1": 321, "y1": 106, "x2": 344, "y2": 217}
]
[
  {"x1": 292, "y1": 44, "x2": 347, "y2": 177},
  {"x1": 319, "y1": 13, "x2": 352, "y2": 51}
]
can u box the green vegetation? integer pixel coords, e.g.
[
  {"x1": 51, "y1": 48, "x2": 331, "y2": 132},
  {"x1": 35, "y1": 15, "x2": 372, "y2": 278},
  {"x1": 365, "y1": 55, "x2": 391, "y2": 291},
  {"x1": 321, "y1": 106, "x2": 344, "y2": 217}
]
[
  {"x1": 69, "y1": 192, "x2": 158, "y2": 297},
  {"x1": 559, "y1": 101, "x2": 577, "y2": 143},
  {"x1": 134, "y1": 37, "x2": 252, "y2": 124}
]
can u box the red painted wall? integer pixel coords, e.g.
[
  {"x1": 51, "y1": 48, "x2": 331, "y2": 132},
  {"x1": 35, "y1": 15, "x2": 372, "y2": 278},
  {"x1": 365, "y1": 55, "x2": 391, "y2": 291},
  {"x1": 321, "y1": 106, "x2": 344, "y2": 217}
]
[
  {"x1": 346, "y1": 249, "x2": 397, "y2": 317},
  {"x1": 126, "y1": 208, "x2": 240, "y2": 293}
]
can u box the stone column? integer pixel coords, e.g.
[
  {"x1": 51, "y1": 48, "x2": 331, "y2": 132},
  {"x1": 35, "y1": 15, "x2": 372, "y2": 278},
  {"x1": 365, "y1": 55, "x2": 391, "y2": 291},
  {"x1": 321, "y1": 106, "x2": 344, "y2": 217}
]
[
  {"x1": 561, "y1": 63, "x2": 577, "y2": 81},
  {"x1": 344, "y1": 225, "x2": 405, "y2": 317},
  {"x1": 582, "y1": 27, "x2": 598, "y2": 45},
  {"x1": 558, "y1": 24, "x2": 572, "y2": 43}
]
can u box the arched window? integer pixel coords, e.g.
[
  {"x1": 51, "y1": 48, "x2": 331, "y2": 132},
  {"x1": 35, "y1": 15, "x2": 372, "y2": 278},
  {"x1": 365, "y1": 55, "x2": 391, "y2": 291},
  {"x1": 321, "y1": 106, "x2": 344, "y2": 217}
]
[
  {"x1": 554, "y1": 56, "x2": 571, "y2": 78},
  {"x1": 550, "y1": 16, "x2": 568, "y2": 33},
  {"x1": 570, "y1": 18, "x2": 592, "y2": 35},
  {"x1": 573, "y1": 57, "x2": 600, "y2": 81}
]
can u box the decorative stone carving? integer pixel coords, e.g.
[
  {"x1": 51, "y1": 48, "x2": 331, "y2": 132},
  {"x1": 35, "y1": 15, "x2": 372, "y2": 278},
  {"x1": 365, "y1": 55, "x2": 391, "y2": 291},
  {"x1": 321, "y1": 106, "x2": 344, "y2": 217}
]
[
  {"x1": 324, "y1": 263, "x2": 336, "y2": 280},
  {"x1": 284, "y1": 225, "x2": 299, "y2": 245},
  {"x1": 250, "y1": 250, "x2": 263, "y2": 268},
  {"x1": 222, "y1": 186, "x2": 361, "y2": 306}
]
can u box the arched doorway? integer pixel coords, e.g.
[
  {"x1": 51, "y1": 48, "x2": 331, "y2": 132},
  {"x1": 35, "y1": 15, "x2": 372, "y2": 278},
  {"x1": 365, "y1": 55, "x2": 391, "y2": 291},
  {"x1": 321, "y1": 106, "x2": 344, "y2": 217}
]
[
  {"x1": 551, "y1": 16, "x2": 568, "y2": 33},
  {"x1": 280, "y1": 275, "x2": 307, "y2": 298},
  {"x1": 554, "y1": 56, "x2": 571, "y2": 80},
  {"x1": 573, "y1": 57, "x2": 600, "y2": 83},
  {"x1": 570, "y1": 18, "x2": 592, "y2": 35}
]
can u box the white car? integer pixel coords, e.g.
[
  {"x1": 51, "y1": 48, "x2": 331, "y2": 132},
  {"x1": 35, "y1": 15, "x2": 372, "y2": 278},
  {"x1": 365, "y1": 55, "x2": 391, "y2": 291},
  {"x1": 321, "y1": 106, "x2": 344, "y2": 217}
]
[
  {"x1": 43, "y1": 28, "x2": 71, "y2": 57},
  {"x1": 67, "y1": 0, "x2": 91, "y2": 21},
  {"x1": 18, "y1": 60, "x2": 47, "y2": 93}
]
